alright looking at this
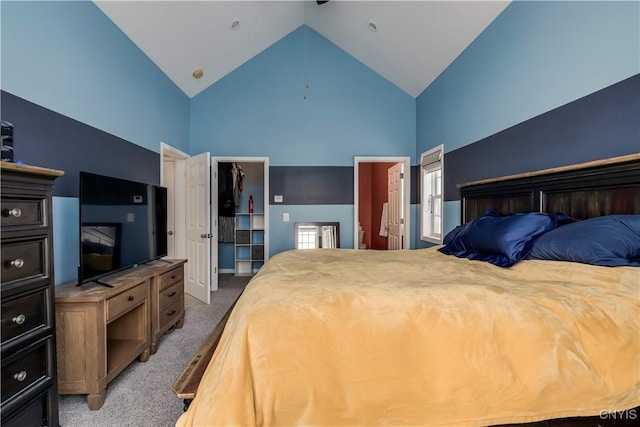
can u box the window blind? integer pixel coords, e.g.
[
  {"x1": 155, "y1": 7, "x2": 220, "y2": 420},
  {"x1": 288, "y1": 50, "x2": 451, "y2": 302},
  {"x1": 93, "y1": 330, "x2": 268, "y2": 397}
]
[{"x1": 422, "y1": 150, "x2": 442, "y2": 171}]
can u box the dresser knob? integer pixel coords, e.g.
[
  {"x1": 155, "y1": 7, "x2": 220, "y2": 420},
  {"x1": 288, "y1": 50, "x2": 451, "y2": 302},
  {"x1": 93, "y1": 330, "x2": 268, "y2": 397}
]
[
  {"x1": 13, "y1": 371, "x2": 27, "y2": 382},
  {"x1": 167, "y1": 310, "x2": 176, "y2": 316},
  {"x1": 12, "y1": 314, "x2": 26, "y2": 325},
  {"x1": 8, "y1": 208, "x2": 22, "y2": 218},
  {"x1": 10, "y1": 258, "x2": 25, "y2": 268},
  {"x1": 128, "y1": 295, "x2": 134, "y2": 301},
  {"x1": 168, "y1": 291, "x2": 177, "y2": 297}
]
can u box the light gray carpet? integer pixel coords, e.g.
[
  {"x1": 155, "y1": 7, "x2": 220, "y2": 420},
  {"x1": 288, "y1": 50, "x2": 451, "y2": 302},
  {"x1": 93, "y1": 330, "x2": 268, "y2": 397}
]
[{"x1": 58, "y1": 274, "x2": 249, "y2": 427}]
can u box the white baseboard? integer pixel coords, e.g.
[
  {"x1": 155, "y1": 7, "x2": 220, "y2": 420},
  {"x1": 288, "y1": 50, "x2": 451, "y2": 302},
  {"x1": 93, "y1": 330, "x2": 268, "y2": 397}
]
[{"x1": 219, "y1": 268, "x2": 235, "y2": 274}]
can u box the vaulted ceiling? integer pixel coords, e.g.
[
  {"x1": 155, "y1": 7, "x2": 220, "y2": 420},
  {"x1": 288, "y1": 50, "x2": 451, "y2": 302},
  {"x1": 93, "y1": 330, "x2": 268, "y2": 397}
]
[{"x1": 95, "y1": 1, "x2": 510, "y2": 98}]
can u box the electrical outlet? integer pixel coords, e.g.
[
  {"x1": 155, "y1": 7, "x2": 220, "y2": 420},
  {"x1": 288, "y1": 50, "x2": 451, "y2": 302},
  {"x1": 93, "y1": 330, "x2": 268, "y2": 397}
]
[
  {"x1": 283, "y1": 213, "x2": 290, "y2": 222},
  {"x1": 274, "y1": 195, "x2": 283, "y2": 203}
]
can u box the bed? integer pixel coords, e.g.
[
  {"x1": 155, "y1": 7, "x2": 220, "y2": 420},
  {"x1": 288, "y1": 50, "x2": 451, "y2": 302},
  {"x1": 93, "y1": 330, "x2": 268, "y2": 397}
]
[{"x1": 175, "y1": 154, "x2": 640, "y2": 427}]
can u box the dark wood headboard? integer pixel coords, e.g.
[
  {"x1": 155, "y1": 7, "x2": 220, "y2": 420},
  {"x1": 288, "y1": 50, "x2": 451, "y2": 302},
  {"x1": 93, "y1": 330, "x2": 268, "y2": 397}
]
[{"x1": 458, "y1": 154, "x2": 640, "y2": 223}]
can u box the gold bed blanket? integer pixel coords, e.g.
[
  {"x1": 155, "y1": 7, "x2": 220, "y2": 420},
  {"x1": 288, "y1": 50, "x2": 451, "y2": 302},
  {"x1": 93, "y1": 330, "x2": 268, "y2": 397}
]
[{"x1": 177, "y1": 248, "x2": 640, "y2": 426}]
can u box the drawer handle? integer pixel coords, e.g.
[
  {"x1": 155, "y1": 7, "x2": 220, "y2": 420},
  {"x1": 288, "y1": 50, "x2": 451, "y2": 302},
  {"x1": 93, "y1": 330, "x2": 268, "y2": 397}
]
[
  {"x1": 168, "y1": 291, "x2": 177, "y2": 297},
  {"x1": 12, "y1": 314, "x2": 26, "y2": 325},
  {"x1": 10, "y1": 258, "x2": 25, "y2": 268},
  {"x1": 170, "y1": 275, "x2": 177, "y2": 280},
  {"x1": 128, "y1": 295, "x2": 134, "y2": 301},
  {"x1": 13, "y1": 371, "x2": 27, "y2": 382},
  {"x1": 167, "y1": 310, "x2": 176, "y2": 316},
  {"x1": 7, "y1": 208, "x2": 22, "y2": 218}
]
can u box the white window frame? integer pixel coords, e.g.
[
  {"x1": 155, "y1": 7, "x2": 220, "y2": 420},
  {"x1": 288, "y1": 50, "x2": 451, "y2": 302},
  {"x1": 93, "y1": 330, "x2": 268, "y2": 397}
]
[
  {"x1": 297, "y1": 225, "x2": 320, "y2": 249},
  {"x1": 420, "y1": 145, "x2": 444, "y2": 244}
]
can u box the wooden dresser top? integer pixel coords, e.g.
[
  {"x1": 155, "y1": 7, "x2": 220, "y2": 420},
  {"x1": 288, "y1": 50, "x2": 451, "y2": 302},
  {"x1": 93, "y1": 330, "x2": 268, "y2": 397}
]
[
  {"x1": 56, "y1": 259, "x2": 187, "y2": 303},
  {"x1": 1, "y1": 161, "x2": 64, "y2": 178}
]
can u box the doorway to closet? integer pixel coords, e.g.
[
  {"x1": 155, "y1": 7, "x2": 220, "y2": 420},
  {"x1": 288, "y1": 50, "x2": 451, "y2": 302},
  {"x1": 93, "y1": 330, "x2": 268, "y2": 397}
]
[
  {"x1": 161, "y1": 148, "x2": 269, "y2": 303},
  {"x1": 354, "y1": 157, "x2": 411, "y2": 250},
  {"x1": 213, "y1": 157, "x2": 269, "y2": 277}
]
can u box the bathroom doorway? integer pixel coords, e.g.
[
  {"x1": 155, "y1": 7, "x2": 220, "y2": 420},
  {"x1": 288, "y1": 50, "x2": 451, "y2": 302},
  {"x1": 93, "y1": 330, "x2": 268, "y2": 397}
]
[{"x1": 353, "y1": 156, "x2": 411, "y2": 250}]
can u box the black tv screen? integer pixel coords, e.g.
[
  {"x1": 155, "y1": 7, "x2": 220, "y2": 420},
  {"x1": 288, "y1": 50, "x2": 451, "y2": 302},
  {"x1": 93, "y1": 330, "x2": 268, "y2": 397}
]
[{"x1": 79, "y1": 172, "x2": 168, "y2": 285}]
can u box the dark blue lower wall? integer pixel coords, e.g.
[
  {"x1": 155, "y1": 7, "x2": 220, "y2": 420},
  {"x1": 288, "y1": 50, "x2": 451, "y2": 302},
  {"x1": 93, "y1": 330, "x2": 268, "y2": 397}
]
[
  {"x1": 1, "y1": 91, "x2": 161, "y2": 196},
  {"x1": 444, "y1": 74, "x2": 640, "y2": 201},
  {"x1": 268, "y1": 165, "x2": 420, "y2": 205},
  {"x1": 269, "y1": 166, "x2": 353, "y2": 204}
]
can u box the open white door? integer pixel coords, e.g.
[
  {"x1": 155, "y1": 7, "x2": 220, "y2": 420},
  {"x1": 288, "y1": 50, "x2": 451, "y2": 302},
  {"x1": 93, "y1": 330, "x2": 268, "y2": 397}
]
[
  {"x1": 387, "y1": 162, "x2": 404, "y2": 250},
  {"x1": 185, "y1": 152, "x2": 211, "y2": 304}
]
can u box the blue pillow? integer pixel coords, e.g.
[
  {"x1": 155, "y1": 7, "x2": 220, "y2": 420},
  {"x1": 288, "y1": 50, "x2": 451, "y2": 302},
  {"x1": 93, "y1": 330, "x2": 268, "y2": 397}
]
[
  {"x1": 442, "y1": 209, "x2": 500, "y2": 246},
  {"x1": 439, "y1": 212, "x2": 556, "y2": 267},
  {"x1": 442, "y1": 224, "x2": 466, "y2": 246},
  {"x1": 527, "y1": 215, "x2": 640, "y2": 267}
]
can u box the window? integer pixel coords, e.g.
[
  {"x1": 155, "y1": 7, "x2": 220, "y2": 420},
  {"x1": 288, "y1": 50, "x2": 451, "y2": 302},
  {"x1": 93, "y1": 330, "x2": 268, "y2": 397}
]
[
  {"x1": 420, "y1": 145, "x2": 444, "y2": 243},
  {"x1": 297, "y1": 225, "x2": 319, "y2": 249}
]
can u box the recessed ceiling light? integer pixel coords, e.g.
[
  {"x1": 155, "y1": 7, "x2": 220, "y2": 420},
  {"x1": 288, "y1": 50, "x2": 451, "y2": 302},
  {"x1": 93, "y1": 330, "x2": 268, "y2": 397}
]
[
  {"x1": 231, "y1": 19, "x2": 240, "y2": 30},
  {"x1": 192, "y1": 69, "x2": 204, "y2": 79},
  {"x1": 368, "y1": 21, "x2": 378, "y2": 32}
]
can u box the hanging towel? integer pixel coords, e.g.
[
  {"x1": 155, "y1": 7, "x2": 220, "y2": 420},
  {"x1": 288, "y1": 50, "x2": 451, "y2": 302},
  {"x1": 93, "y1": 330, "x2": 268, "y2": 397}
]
[{"x1": 379, "y1": 202, "x2": 389, "y2": 237}]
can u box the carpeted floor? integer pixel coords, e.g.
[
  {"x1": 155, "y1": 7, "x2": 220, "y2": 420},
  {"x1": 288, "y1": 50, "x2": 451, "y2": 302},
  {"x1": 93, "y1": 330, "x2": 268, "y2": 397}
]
[{"x1": 58, "y1": 274, "x2": 249, "y2": 427}]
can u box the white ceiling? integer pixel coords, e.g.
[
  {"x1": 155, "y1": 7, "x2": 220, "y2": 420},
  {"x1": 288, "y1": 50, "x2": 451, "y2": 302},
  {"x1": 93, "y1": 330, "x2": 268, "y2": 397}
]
[{"x1": 95, "y1": 1, "x2": 510, "y2": 98}]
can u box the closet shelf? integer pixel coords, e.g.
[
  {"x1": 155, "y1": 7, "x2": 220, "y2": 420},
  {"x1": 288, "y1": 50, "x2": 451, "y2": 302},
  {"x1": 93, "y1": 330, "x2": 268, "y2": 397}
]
[{"x1": 235, "y1": 213, "x2": 264, "y2": 276}]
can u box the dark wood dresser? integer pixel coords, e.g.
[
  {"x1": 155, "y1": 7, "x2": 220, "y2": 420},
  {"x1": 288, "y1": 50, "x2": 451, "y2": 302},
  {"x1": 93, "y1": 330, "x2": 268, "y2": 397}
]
[{"x1": 1, "y1": 162, "x2": 63, "y2": 427}]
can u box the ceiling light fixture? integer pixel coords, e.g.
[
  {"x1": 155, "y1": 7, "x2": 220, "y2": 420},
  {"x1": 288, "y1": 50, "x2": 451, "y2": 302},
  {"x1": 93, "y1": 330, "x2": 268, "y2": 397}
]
[
  {"x1": 368, "y1": 21, "x2": 378, "y2": 32},
  {"x1": 230, "y1": 19, "x2": 240, "y2": 30},
  {"x1": 192, "y1": 69, "x2": 204, "y2": 79}
]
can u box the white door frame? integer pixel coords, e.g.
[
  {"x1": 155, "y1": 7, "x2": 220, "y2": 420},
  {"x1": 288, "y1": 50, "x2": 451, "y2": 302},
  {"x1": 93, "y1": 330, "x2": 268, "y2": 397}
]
[
  {"x1": 212, "y1": 156, "x2": 270, "y2": 274},
  {"x1": 160, "y1": 142, "x2": 188, "y2": 259},
  {"x1": 353, "y1": 156, "x2": 411, "y2": 250}
]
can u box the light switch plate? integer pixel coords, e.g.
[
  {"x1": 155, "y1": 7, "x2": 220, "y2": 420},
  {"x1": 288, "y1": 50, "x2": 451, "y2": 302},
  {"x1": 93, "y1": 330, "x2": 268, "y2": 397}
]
[
  {"x1": 283, "y1": 213, "x2": 289, "y2": 222},
  {"x1": 274, "y1": 195, "x2": 283, "y2": 203}
]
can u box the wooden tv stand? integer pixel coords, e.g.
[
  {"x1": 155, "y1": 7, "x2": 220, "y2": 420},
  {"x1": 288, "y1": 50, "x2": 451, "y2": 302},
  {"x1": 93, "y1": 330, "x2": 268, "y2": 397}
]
[{"x1": 55, "y1": 259, "x2": 186, "y2": 410}]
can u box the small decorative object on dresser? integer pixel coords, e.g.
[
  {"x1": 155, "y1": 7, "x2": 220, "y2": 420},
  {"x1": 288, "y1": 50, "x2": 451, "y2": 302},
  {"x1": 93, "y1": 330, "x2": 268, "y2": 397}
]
[
  {"x1": 55, "y1": 259, "x2": 186, "y2": 410},
  {"x1": 1, "y1": 162, "x2": 64, "y2": 427}
]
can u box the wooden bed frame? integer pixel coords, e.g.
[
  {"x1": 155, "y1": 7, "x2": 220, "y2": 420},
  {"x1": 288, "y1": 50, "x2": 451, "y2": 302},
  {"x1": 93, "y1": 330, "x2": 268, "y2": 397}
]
[
  {"x1": 172, "y1": 294, "x2": 241, "y2": 410},
  {"x1": 460, "y1": 153, "x2": 640, "y2": 222},
  {"x1": 172, "y1": 153, "x2": 640, "y2": 424}
]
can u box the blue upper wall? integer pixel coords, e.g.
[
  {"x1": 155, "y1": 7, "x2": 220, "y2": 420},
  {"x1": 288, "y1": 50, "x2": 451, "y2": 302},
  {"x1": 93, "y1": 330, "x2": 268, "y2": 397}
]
[
  {"x1": 416, "y1": 0, "x2": 639, "y2": 156},
  {"x1": 192, "y1": 25, "x2": 416, "y2": 258},
  {"x1": 1, "y1": 0, "x2": 190, "y2": 153},
  {"x1": 1, "y1": 0, "x2": 189, "y2": 284},
  {"x1": 191, "y1": 26, "x2": 416, "y2": 165}
]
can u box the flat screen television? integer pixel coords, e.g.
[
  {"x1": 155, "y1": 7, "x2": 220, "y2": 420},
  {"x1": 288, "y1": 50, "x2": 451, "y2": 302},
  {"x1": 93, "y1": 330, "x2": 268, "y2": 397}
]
[{"x1": 78, "y1": 171, "x2": 168, "y2": 286}]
